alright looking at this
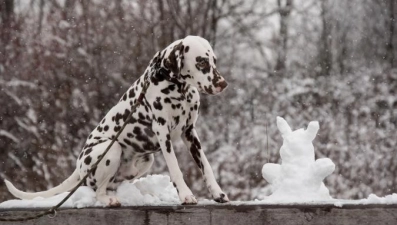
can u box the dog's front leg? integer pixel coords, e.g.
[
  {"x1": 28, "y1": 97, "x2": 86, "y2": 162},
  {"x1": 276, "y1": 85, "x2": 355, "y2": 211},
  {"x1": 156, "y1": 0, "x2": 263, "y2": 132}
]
[
  {"x1": 182, "y1": 125, "x2": 229, "y2": 203},
  {"x1": 152, "y1": 122, "x2": 197, "y2": 205}
]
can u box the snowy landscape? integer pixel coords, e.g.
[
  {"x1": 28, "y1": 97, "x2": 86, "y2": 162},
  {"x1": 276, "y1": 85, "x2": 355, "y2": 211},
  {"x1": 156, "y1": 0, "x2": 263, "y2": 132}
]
[{"x1": 0, "y1": 0, "x2": 396, "y2": 210}]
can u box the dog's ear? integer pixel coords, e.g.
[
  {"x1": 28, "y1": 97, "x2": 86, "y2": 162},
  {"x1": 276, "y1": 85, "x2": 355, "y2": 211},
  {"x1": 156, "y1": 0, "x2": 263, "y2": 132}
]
[{"x1": 164, "y1": 42, "x2": 184, "y2": 78}]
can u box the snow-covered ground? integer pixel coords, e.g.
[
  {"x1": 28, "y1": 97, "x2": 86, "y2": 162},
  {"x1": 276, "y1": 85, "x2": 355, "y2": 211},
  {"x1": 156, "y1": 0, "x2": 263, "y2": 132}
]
[
  {"x1": 1, "y1": 117, "x2": 397, "y2": 209},
  {"x1": 1, "y1": 174, "x2": 397, "y2": 209}
]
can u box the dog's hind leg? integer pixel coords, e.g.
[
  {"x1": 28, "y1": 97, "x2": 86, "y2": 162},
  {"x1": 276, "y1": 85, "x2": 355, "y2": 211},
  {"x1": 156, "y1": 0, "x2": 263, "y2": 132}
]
[
  {"x1": 78, "y1": 140, "x2": 122, "y2": 207},
  {"x1": 125, "y1": 154, "x2": 154, "y2": 182}
]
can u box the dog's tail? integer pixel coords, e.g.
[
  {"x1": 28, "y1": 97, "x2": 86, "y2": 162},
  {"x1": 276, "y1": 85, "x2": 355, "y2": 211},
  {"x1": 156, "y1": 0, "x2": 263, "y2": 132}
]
[{"x1": 4, "y1": 169, "x2": 80, "y2": 200}]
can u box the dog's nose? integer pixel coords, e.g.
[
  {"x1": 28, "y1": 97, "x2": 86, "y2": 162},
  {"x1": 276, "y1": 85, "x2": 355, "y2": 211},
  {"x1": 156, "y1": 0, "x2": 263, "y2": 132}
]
[{"x1": 218, "y1": 80, "x2": 228, "y2": 90}]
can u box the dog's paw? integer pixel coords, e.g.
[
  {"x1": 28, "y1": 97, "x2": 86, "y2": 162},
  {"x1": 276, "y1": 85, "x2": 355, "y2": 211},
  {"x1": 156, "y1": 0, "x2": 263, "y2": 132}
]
[
  {"x1": 213, "y1": 192, "x2": 229, "y2": 203},
  {"x1": 98, "y1": 195, "x2": 121, "y2": 207},
  {"x1": 108, "y1": 197, "x2": 121, "y2": 207},
  {"x1": 181, "y1": 195, "x2": 198, "y2": 205}
]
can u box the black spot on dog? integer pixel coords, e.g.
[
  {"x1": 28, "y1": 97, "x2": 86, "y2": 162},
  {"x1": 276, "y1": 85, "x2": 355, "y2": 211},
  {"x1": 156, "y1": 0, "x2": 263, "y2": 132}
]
[
  {"x1": 174, "y1": 116, "x2": 180, "y2": 126},
  {"x1": 164, "y1": 97, "x2": 171, "y2": 104},
  {"x1": 97, "y1": 126, "x2": 103, "y2": 132},
  {"x1": 84, "y1": 148, "x2": 92, "y2": 155},
  {"x1": 204, "y1": 85, "x2": 213, "y2": 94},
  {"x1": 168, "y1": 84, "x2": 176, "y2": 91},
  {"x1": 180, "y1": 74, "x2": 192, "y2": 80},
  {"x1": 129, "y1": 89, "x2": 136, "y2": 98},
  {"x1": 190, "y1": 141, "x2": 203, "y2": 171},
  {"x1": 153, "y1": 97, "x2": 163, "y2": 110},
  {"x1": 104, "y1": 125, "x2": 109, "y2": 131},
  {"x1": 144, "y1": 127, "x2": 155, "y2": 137},
  {"x1": 114, "y1": 126, "x2": 121, "y2": 132},
  {"x1": 101, "y1": 118, "x2": 106, "y2": 124},
  {"x1": 115, "y1": 113, "x2": 123, "y2": 125},
  {"x1": 133, "y1": 127, "x2": 141, "y2": 135},
  {"x1": 124, "y1": 138, "x2": 133, "y2": 146},
  {"x1": 165, "y1": 134, "x2": 171, "y2": 153},
  {"x1": 157, "y1": 117, "x2": 166, "y2": 126},
  {"x1": 120, "y1": 143, "x2": 127, "y2": 148},
  {"x1": 161, "y1": 87, "x2": 170, "y2": 94},
  {"x1": 125, "y1": 175, "x2": 135, "y2": 180},
  {"x1": 92, "y1": 167, "x2": 97, "y2": 176},
  {"x1": 137, "y1": 112, "x2": 145, "y2": 120},
  {"x1": 106, "y1": 159, "x2": 110, "y2": 166},
  {"x1": 84, "y1": 155, "x2": 92, "y2": 165},
  {"x1": 185, "y1": 46, "x2": 190, "y2": 53},
  {"x1": 107, "y1": 187, "x2": 116, "y2": 192}
]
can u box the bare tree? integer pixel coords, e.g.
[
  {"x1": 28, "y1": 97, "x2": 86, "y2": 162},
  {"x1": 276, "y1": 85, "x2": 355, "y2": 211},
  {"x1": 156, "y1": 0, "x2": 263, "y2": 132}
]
[
  {"x1": 386, "y1": 0, "x2": 395, "y2": 68},
  {"x1": 318, "y1": 0, "x2": 332, "y2": 76},
  {"x1": 275, "y1": 0, "x2": 293, "y2": 73}
]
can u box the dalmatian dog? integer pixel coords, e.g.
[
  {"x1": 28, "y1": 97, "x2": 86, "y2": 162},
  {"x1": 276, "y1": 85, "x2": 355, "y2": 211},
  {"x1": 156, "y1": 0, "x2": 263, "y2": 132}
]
[{"x1": 5, "y1": 36, "x2": 229, "y2": 206}]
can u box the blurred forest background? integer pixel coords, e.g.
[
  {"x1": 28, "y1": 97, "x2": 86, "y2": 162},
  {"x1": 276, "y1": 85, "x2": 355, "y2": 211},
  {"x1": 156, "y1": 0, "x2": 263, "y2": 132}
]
[{"x1": 0, "y1": 0, "x2": 396, "y2": 202}]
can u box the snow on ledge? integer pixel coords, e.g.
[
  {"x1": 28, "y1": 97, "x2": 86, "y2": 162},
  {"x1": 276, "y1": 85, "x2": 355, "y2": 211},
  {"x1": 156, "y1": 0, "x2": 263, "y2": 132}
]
[{"x1": 1, "y1": 174, "x2": 397, "y2": 210}]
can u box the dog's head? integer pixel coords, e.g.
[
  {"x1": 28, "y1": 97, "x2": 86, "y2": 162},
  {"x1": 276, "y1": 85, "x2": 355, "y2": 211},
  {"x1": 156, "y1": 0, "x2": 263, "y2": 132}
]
[{"x1": 160, "y1": 36, "x2": 228, "y2": 95}]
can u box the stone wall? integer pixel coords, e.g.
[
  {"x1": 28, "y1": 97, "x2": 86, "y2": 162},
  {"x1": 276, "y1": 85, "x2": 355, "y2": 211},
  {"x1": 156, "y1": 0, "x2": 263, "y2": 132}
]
[{"x1": 0, "y1": 204, "x2": 396, "y2": 225}]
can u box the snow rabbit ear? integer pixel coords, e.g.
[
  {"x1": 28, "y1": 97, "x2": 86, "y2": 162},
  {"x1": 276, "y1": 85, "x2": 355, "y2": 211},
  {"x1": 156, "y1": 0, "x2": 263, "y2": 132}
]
[
  {"x1": 277, "y1": 116, "x2": 292, "y2": 136},
  {"x1": 306, "y1": 121, "x2": 319, "y2": 141}
]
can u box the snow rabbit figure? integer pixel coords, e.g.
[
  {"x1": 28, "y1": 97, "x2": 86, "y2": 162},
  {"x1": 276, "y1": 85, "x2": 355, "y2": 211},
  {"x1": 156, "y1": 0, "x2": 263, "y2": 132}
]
[{"x1": 262, "y1": 117, "x2": 335, "y2": 201}]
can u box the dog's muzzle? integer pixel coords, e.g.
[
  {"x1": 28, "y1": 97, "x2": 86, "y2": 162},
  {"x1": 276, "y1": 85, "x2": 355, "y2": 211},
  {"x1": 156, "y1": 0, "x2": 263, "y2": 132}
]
[{"x1": 215, "y1": 80, "x2": 228, "y2": 93}]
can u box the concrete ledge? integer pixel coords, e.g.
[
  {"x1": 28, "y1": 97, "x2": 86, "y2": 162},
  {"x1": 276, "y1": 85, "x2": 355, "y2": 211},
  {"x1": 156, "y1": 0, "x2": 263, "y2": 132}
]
[{"x1": 1, "y1": 204, "x2": 397, "y2": 225}]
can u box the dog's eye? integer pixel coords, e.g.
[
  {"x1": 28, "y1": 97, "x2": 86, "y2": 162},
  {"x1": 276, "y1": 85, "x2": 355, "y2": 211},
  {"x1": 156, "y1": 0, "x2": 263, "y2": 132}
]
[{"x1": 198, "y1": 59, "x2": 208, "y2": 67}]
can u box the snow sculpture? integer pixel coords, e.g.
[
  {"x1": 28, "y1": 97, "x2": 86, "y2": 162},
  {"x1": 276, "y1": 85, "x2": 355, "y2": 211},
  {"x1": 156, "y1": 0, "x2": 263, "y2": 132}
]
[{"x1": 262, "y1": 117, "x2": 335, "y2": 202}]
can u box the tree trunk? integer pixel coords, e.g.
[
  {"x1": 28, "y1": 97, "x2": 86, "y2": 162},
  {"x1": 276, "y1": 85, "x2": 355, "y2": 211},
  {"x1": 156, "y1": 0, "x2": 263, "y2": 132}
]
[
  {"x1": 386, "y1": 0, "x2": 395, "y2": 68},
  {"x1": 0, "y1": 0, "x2": 14, "y2": 63},
  {"x1": 318, "y1": 0, "x2": 332, "y2": 76},
  {"x1": 0, "y1": 0, "x2": 14, "y2": 25},
  {"x1": 275, "y1": 0, "x2": 292, "y2": 74}
]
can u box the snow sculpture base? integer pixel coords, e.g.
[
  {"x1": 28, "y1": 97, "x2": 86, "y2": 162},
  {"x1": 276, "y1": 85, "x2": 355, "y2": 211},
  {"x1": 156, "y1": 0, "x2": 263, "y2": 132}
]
[{"x1": 262, "y1": 117, "x2": 335, "y2": 202}]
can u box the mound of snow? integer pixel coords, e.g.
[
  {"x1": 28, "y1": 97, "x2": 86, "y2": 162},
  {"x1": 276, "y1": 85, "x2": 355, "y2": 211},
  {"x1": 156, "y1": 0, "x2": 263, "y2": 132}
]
[
  {"x1": 0, "y1": 175, "x2": 179, "y2": 209},
  {"x1": 261, "y1": 117, "x2": 335, "y2": 203}
]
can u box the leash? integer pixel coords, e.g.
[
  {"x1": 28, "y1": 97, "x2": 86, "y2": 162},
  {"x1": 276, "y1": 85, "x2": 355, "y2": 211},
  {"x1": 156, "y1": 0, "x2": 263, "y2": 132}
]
[{"x1": 0, "y1": 80, "x2": 151, "y2": 222}]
